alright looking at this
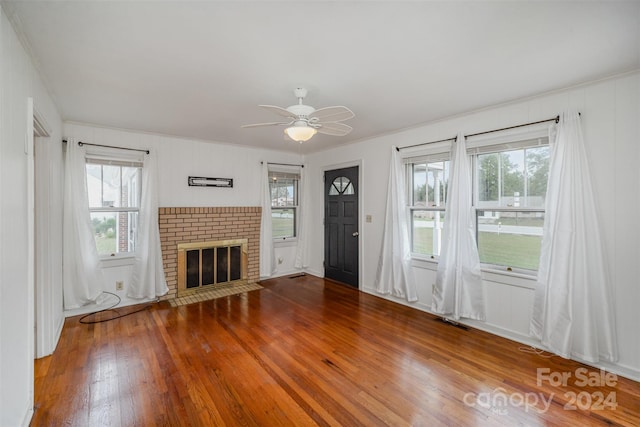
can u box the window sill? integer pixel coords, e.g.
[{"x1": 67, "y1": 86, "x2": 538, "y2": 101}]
[
  {"x1": 410, "y1": 256, "x2": 537, "y2": 290},
  {"x1": 411, "y1": 256, "x2": 438, "y2": 270},
  {"x1": 480, "y1": 267, "x2": 537, "y2": 289},
  {"x1": 99, "y1": 255, "x2": 136, "y2": 268},
  {"x1": 273, "y1": 238, "x2": 298, "y2": 248}
]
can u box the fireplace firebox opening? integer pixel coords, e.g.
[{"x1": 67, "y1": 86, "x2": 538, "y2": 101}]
[{"x1": 177, "y1": 239, "x2": 248, "y2": 297}]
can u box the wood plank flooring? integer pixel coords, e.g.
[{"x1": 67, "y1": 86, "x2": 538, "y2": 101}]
[{"x1": 33, "y1": 275, "x2": 640, "y2": 426}]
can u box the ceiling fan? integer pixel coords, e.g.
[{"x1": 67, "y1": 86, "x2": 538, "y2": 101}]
[{"x1": 242, "y1": 88, "x2": 355, "y2": 142}]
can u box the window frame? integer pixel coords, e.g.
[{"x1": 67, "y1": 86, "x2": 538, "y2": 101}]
[
  {"x1": 86, "y1": 156, "x2": 142, "y2": 259},
  {"x1": 470, "y1": 136, "x2": 550, "y2": 274},
  {"x1": 405, "y1": 152, "x2": 450, "y2": 260},
  {"x1": 268, "y1": 168, "x2": 300, "y2": 241},
  {"x1": 404, "y1": 131, "x2": 550, "y2": 276},
  {"x1": 473, "y1": 207, "x2": 545, "y2": 274}
]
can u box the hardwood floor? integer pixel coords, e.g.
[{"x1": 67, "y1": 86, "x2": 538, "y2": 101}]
[{"x1": 33, "y1": 275, "x2": 640, "y2": 426}]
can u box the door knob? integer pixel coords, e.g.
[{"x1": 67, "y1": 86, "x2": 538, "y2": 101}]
[{"x1": 352, "y1": 231, "x2": 359, "y2": 237}]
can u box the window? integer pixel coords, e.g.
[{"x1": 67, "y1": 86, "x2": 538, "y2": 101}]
[
  {"x1": 472, "y1": 137, "x2": 549, "y2": 272},
  {"x1": 86, "y1": 157, "x2": 142, "y2": 256},
  {"x1": 406, "y1": 154, "x2": 450, "y2": 258},
  {"x1": 269, "y1": 169, "x2": 299, "y2": 239},
  {"x1": 329, "y1": 176, "x2": 355, "y2": 195},
  {"x1": 405, "y1": 135, "x2": 550, "y2": 273}
]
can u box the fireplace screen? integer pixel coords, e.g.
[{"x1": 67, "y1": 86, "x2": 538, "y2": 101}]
[{"x1": 178, "y1": 239, "x2": 247, "y2": 296}]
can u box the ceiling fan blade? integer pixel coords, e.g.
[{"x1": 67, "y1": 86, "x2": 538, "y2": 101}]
[
  {"x1": 241, "y1": 121, "x2": 291, "y2": 128},
  {"x1": 309, "y1": 106, "x2": 354, "y2": 122},
  {"x1": 259, "y1": 105, "x2": 297, "y2": 119},
  {"x1": 316, "y1": 122, "x2": 353, "y2": 136}
]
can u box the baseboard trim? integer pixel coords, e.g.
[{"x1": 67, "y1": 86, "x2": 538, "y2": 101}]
[
  {"x1": 21, "y1": 405, "x2": 34, "y2": 427},
  {"x1": 64, "y1": 295, "x2": 156, "y2": 318},
  {"x1": 302, "y1": 268, "x2": 323, "y2": 279},
  {"x1": 361, "y1": 286, "x2": 640, "y2": 382}
]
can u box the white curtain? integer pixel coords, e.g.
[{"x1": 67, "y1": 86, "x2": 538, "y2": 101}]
[
  {"x1": 530, "y1": 111, "x2": 618, "y2": 363},
  {"x1": 62, "y1": 139, "x2": 103, "y2": 309},
  {"x1": 259, "y1": 162, "x2": 275, "y2": 278},
  {"x1": 433, "y1": 133, "x2": 485, "y2": 320},
  {"x1": 129, "y1": 151, "x2": 168, "y2": 299},
  {"x1": 374, "y1": 147, "x2": 417, "y2": 301},
  {"x1": 294, "y1": 165, "x2": 310, "y2": 269}
]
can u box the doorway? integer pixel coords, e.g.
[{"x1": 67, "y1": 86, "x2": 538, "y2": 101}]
[{"x1": 324, "y1": 166, "x2": 359, "y2": 288}]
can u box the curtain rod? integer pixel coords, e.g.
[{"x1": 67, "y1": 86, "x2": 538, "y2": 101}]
[
  {"x1": 466, "y1": 115, "x2": 560, "y2": 139},
  {"x1": 261, "y1": 161, "x2": 304, "y2": 168},
  {"x1": 396, "y1": 115, "x2": 561, "y2": 152},
  {"x1": 62, "y1": 139, "x2": 150, "y2": 154},
  {"x1": 396, "y1": 136, "x2": 457, "y2": 152}
]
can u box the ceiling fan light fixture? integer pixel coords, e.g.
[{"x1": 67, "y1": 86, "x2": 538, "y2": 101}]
[
  {"x1": 285, "y1": 125, "x2": 317, "y2": 142},
  {"x1": 243, "y1": 88, "x2": 354, "y2": 140}
]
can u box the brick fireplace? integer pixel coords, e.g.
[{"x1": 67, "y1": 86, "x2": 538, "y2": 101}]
[{"x1": 158, "y1": 207, "x2": 261, "y2": 300}]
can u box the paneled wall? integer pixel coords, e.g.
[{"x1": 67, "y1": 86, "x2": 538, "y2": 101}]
[
  {"x1": 62, "y1": 123, "x2": 305, "y2": 312},
  {"x1": 305, "y1": 72, "x2": 640, "y2": 380},
  {"x1": 0, "y1": 6, "x2": 63, "y2": 426}
]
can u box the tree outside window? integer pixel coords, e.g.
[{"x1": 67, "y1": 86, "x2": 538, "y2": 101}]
[
  {"x1": 405, "y1": 137, "x2": 549, "y2": 273},
  {"x1": 475, "y1": 142, "x2": 549, "y2": 271}
]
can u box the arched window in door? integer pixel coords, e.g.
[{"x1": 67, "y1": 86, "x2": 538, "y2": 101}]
[{"x1": 328, "y1": 176, "x2": 355, "y2": 196}]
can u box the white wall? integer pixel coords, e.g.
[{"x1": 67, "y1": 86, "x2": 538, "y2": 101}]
[
  {"x1": 63, "y1": 123, "x2": 305, "y2": 312},
  {"x1": 305, "y1": 72, "x2": 640, "y2": 380},
  {"x1": 3, "y1": 9, "x2": 636, "y2": 422},
  {"x1": 0, "y1": 5, "x2": 63, "y2": 426}
]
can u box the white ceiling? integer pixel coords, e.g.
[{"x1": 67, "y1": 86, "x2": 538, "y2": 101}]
[{"x1": 5, "y1": 1, "x2": 639, "y2": 154}]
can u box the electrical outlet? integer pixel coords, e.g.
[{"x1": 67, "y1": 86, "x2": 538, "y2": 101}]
[{"x1": 116, "y1": 281, "x2": 124, "y2": 291}]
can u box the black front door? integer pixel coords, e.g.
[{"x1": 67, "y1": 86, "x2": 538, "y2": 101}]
[{"x1": 324, "y1": 166, "x2": 359, "y2": 288}]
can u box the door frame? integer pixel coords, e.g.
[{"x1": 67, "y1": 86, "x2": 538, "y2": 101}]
[
  {"x1": 322, "y1": 159, "x2": 363, "y2": 289},
  {"x1": 32, "y1": 104, "x2": 56, "y2": 359}
]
